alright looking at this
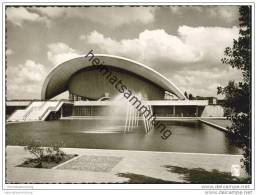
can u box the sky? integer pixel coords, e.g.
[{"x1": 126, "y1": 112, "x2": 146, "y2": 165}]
[{"x1": 6, "y1": 6, "x2": 243, "y2": 100}]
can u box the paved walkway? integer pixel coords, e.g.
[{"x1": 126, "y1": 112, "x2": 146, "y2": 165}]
[
  {"x1": 6, "y1": 146, "x2": 245, "y2": 183},
  {"x1": 199, "y1": 118, "x2": 232, "y2": 132}
]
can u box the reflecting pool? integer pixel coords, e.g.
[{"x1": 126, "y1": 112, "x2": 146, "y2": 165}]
[{"x1": 6, "y1": 120, "x2": 240, "y2": 154}]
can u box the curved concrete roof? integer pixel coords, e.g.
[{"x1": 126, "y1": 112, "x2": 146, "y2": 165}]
[{"x1": 41, "y1": 54, "x2": 186, "y2": 100}]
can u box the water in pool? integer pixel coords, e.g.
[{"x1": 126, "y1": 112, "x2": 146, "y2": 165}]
[{"x1": 6, "y1": 120, "x2": 240, "y2": 154}]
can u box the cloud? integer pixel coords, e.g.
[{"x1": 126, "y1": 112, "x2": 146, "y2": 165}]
[
  {"x1": 209, "y1": 6, "x2": 239, "y2": 23},
  {"x1": 6, "y1": 7, "x2": 49, "y2": 27},
  {"x1": 47, "y1": 42, "x2": 81, "y2": 65},
  {"x1": 169, "y1": 6, "x2": 239, "y2": 23},
  {"x1": 171, "y1": 67, "x2": 242, "y2": 97},
  {"x1": 7, "y1": 42, "x2": 81, "y2": 99},
  {"x1": 170, "y1": 6, "x2": 203, "y2": 15},
  {"x1": 86, "y1": 29, "x2": 203, "y2": 63},
  {"x1": 33, "y1": 7, "x2": 156, "y2": 26},
  {"x1": 7, "y1": 60, "x2": 47, "y2": 99},
  {"x1": 9, "y1": 60, "x2": 46, "y2": 82},
  {"x1": 32, "y1": 7, "x2": 66, "y2": 18},
  {"x1": 83, "y1": 26, "x2": 240, "y2": 97},
  {"x1": 178, "y1": 25, "x2": 239, "y2": 63},
  {"x1": 82, "y1": 7, "x2": 156, "y2": 26},
  {"x1": 79, "y1": 35, "x2": 87, "y2": 40},
  {"x1": 85, "y1": 26, "x2": 238, "y2": 65},
  {"x1": 6, "y1": 49, "x2": 14, "y2": 55}
]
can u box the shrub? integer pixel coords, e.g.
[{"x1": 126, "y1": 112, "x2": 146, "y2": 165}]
[{"x1": 24, "y1": 140, "x2": 66, "y2": 166}]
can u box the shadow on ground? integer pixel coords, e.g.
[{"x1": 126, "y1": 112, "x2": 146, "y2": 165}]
[
  {"x1": 116, "y1": 166, "x2": 251, "y2": 184},
  {"x1": 164, "y1": 165, "x2": 250, "y2": 184},
  {"x1": 116, "y1": 173, "x2": 179, "y2": 184}
]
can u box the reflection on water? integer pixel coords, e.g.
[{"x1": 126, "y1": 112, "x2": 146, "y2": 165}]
[{"x1": 6, "y1": 120, "x2": 240, "y2": 154}]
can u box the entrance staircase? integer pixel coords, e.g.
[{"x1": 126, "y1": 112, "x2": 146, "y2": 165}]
[{"x1": 8, "y1": 101, "x2": 64, "y2": 122}]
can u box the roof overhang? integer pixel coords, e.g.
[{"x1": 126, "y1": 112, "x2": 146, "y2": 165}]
[
  {"x1": 41, "y1": 54, "x2": 186, "y2": 100},
  {"x1": 73, "y1": 100, "x2": 208, "y2": 106}
]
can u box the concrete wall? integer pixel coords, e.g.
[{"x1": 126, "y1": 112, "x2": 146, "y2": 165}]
[
  {"x1": 201, "y1": 105, "x2": 224, "y2": 117},
  {"x1": 6, "y1": 105, "x2": 28, "y2": 118},
  {"x1": 68, "y1": 66, "x2": 165, "y2": 100}
]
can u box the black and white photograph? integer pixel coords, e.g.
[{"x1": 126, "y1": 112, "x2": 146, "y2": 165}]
[{"x1": 1, "y1": 1, "x2": 256, "y2": 194}]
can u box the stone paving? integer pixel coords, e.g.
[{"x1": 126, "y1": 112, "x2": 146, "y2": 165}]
[
  {"x1": 56, "y1": 155, "x2": 123, "y2": 172},
  {"x1": 6, "y1": 146, "x2": 245, "y2": 184}
]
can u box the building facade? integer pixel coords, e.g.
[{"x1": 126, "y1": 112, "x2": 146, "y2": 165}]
[{"x1": 7, "y1": 55, "x2": 221, "y2": 122}]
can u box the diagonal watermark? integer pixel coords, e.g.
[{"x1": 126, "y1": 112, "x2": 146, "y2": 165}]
[{"x1": 84, "y1": 50, "x2": 173, "y2": 140}]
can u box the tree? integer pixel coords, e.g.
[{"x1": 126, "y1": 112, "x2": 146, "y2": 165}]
[
  {"x1": 184, "y1": 91, "x2": 188, "y2": 99},
  {"x1": 188, "y1": 93, "x2": 194, "y2": 100},
  {"x1": 218, "y1": 6, "x2": 251, "y2": 175}
]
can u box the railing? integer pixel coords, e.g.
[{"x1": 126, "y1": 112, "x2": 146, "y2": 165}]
[
  {"x1": 23, "y1": 102, "x2": 45, "y2": 120},
  {"x1": 25, "y1": 100, "x2": 35, "y2": 109},
  {"x1": 38, "y1": 101, "x2": 47, "y2": 110},
  {"x1": 8, "y1": 100, "x2": 72, "y2": 122},
  {"x1": 8, "y1": 110, "x2": 20, "y2": 121},
  {"x1": 7, "y1": 110, "x2": 26, "y2": 122},
  {"x1": 38, "y1": 101, "x2": 63, "y2": 120},
  {"x1": 7, "y1": 101, "x2": 37, "y2": 122},
  {"x1": 23, "y1": 106, "x2": 36, "y2": 120}
]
